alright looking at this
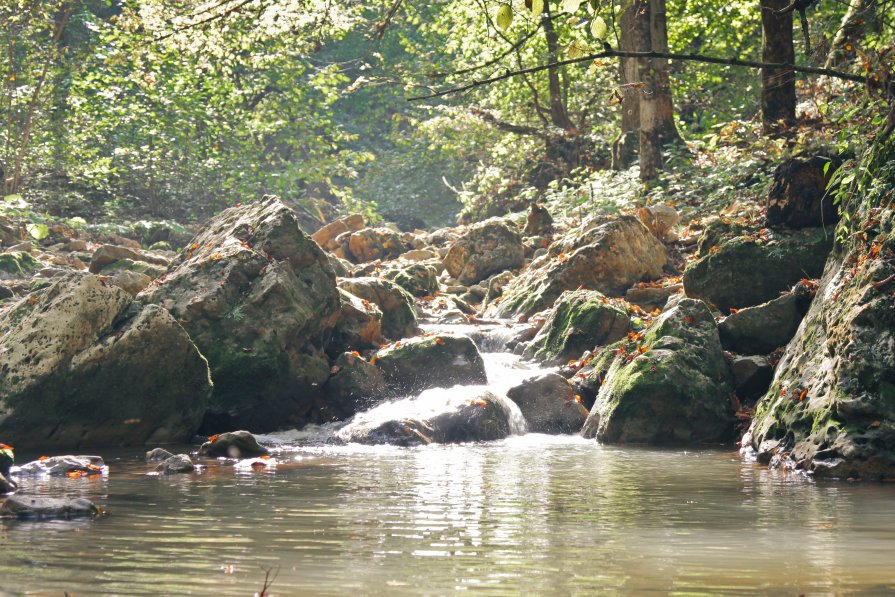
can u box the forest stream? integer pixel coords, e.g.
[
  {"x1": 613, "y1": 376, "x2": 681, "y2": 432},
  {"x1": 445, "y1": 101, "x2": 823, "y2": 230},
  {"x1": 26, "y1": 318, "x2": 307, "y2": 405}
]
[{"x1": 2, "y1": 323, "x2": 895, "y2": 595}]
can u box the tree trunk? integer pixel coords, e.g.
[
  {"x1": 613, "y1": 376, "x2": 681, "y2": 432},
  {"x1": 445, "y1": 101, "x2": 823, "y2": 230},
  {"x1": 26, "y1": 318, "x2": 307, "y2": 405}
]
[
  {"x1": 760, "y1": 0, "x2": 796, "y2": 135},
  {"x1": 824, "y1": 0, "x2": 875, "y2": 68},
  {"x1": 541, "y1": 7, "x2": 575, "y2": 131},
  {"x1": 612, "y1": 0, "x2": 641, "y2": 169},
  {"x1": 637, "y1": 0, "x2": 681, "y2": 180}
]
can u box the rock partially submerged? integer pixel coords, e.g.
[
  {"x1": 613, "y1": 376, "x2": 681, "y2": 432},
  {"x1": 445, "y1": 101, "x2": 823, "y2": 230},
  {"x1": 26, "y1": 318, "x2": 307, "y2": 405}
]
[
  {"x1": 507, "y1": 373, "x2": 587, "y2": 434},
  {"x1": 155, "y1": 454, "x2": 195, "y2": 474},
  {"x1": 145, "y1": 448, "x2": 175, "y2": 462},
  {"x1": 0, "y1": 495, "x2": 102, "y2": 519},
  {"x1": 0, "y1": 273, "x2": 212, "y2": 450},
  {"x1": 322, "y1": 352, "x2": 387, "y2": 419},
  {"x1": 198, "y1": 430, "x2": 269, "y2": 459},
  {"x1": 15, "y1": 455, "x2": 105, "y2": 476},
  {"x1": 581, "y1": 299, "x2": 736, "y2": 445},
  {"x1": 373, "y1": 334, "x2": 487, "y2": 396}
]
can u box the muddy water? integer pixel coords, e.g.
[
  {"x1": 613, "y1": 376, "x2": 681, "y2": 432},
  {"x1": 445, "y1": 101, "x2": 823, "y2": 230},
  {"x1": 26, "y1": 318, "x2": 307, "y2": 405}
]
[{"x1": 1, "y1": 352, "x2": 894, "y2": 595}]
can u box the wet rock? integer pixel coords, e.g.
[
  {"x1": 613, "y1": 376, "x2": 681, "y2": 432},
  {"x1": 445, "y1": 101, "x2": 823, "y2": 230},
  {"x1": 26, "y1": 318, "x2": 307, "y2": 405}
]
[
  {"x1": 145, "y1": 448, "x2": 175, "y2": 462},
  {"x1": 523, "y1": 203, "x2": 553, "y2": 236},
  {"x1": 730, "y1": 355, "x2": 774, "y2": 402},
  {"x1": 581, "y1": 298, "x2": 736, "y2": 445},
  {"x1": 683, "y1": 227, "x2": 831, "y2": 312},
  {"x1": 0, "y1": 495, "x2": 102, "y2": 519},
  {"x1": 0, "y1": 473, "x2": 14, "y2": 494},
  {"x1": 337, "y1": 277, "x2": 417, "y2": 340},
  {"x1": 443, "y1": 218, "x2": 524, "y2": 285},
  {"x1": 0, "y1": 251, "x2": 40, "y2": 276},
  {"x1": 718, "y1": 292, "x2": 806, "y2": 354},
  {"x1": 373, "y1": 334, "x2": 487, "y2": 396},
  {"x1": 343, "y1": 227, "x2": 404, "y2": 263},
  {"x1": 198, "y1": 430, "x2": 269, "y2": 459},
  {"x1": 507, "y1": 373, "x2": 588, "y2": 433},
  {"x1": 312, "y1": 214, "x2": 365, "y2": 251},
  {"x1": 155, "y1": 454, "x2": 195, "y2": 474},
  {"x1": 141, "y1": 196, "x2": 339, "y2": 433},
  {"x1": 384, "y1": 262, "x2": 438, "y2": 297},
  {"x1": 766, "y1": 155, "x2": 840, "y2": 229},
  {"x1": 637, "y1": 204, "x2": 680, "y2": 242},
  {"x1": 328, "y1": 288, "x2": 383, "y2": 356},
  {"x1": 338, "y1": 390, "x2": 513, "y2": 446},
  {"x1": 0, "y1": 273, "x2": 212, "y2": 450},
  {"x1": 322, "y1": 352, "x2": 387, "y2": 419},
  {"x1": 0, "y1": 444, "x2": 14, "y2": 493},
  {"x1": 16, "y1": 455, "x2": 105, "y2": 476},
  {"x1": 523, "y1": 290, "x2": 631, "y2": 365},
  {"x1": 489, "y1": 216, "x2": 666, "y2": 319},
  {"x1": 748, "y1": 213, "x2": 895, "y2": 479}
]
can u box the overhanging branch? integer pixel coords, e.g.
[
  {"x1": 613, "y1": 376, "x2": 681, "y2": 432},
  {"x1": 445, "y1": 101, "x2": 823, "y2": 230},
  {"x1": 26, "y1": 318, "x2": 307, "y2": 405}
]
[{"x1": 408, "y1": 49, "x2": 865, "y2": 101}]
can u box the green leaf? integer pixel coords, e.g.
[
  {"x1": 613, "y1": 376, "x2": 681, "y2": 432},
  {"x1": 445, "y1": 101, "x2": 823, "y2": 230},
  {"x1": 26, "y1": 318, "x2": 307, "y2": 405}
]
[
  {"x1": 568, "y1": 40, "x2": 587, "y2": 59},
  {"x1": 531, "y1": 0, "x2": 544, "y2": 18},
  {"x1": 563, "y1": 0, "x2": 582, "y2": 13},
  {"x1": 26, "y1": 222, "x2": 49, "y2": 241},
  {"x1": 496, "y1": 5, "x2": 513, "y2": 30},
  {"x1": 590, "y1": 16, "x2": 607, "y2": 40}
]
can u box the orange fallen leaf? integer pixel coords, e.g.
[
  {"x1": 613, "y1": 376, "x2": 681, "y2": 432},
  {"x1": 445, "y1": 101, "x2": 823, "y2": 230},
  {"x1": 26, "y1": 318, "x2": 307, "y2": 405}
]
[
  {"x1": 434, "y1": 337, "x2": 446, "y2": 346},
  {"x1": 0, "y1": 444, "x2": 13, "y2": 451},
  {"x1": 869, "y1": 420, "x2": 882, "y2": 428},
  {"x1": 260, "y1": 455, "x2": 271, "y2": 460},
  {"x1": 38, "y1": 455, "x2": 50, "y2": 461},
  {"x1": 798, "y1": 388, "x2": 808, "y2": 401},
  {"x1": 370, "y1": 355, "x2": 379, "y2": 364},
  {"x1": 27, "y1": 296, "x2": 37, "y2": 305},
  {"x1": 470, "y1": 399, "x2": 488, "y2": 406},
  {"x1": 207, "y1": 434, "x2": 221, "y2": 443}
]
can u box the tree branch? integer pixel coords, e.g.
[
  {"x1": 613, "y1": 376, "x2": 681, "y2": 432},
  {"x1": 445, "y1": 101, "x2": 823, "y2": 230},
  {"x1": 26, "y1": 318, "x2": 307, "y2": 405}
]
[
  {"x1": 408, "y1": 49, "x2": 865, "y2": 102},
  {"x1": 469, "y1": 107, "x2": 543, "y2": 136}
]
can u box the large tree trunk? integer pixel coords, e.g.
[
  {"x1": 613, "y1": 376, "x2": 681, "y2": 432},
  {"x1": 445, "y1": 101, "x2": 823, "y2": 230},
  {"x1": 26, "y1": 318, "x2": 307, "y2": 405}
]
[
  {"x1": 541, "y1": 7, "x2": 575, "y2": 131},
  {"x1": 637, "y1": 0, "x2": 681, "y2": 180},
  {"x1": 760, "y1": 0, "x2": 796, "y2": 135},
  {"x1": 612, "y1": 0, "x2": 641, "y2": 169}
]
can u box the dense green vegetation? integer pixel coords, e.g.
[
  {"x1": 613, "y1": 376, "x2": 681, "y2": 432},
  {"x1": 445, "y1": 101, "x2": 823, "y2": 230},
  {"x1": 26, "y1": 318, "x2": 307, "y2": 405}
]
[{"x1": 2, "y1": 0, "x2": 893, "y2": 229}]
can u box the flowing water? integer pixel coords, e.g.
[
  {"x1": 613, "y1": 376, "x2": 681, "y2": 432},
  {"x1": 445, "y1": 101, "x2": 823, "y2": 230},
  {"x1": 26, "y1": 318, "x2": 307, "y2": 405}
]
[{"x1": 2, "y1": 344, "x2": 895, "y2": 595}]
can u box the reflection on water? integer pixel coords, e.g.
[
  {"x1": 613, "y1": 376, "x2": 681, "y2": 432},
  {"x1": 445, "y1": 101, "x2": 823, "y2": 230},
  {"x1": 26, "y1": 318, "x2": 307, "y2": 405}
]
[{"x1": 2, "y1": 435, "x2": 895, "y2": 595}]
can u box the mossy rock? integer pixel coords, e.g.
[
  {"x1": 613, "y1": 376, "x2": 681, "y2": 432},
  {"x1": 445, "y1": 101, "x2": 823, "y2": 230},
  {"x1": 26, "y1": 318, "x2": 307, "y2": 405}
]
[
  {"x1": 683, "y1": 227, "x2": 832, "y2": 312},
  {"x1": 373, "y1": 334, "x2": 487, "y2": 396},
  {"x1": 0, "y1": 251, "x2": 40, "y2": 276},
  {"x1": 384, "y1": 262, "x2": 438, "y2": 297},
  {"x1": 523, "y1": 289, "x2": 631, "y2": 365},
  {"x1": 581, "y1": 298, "x2": 736, "y2": 445},
  {"x1": 443, "y1": 217, "x2": 524, "y2": 285},
  {"x1": 337, "y1": 277, "x2": 418, "y2": 340}
]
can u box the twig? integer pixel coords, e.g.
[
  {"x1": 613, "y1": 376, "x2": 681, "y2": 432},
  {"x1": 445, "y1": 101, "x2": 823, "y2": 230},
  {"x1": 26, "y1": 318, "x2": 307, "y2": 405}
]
[{"x1": 872, "y1": 273, "x2": 895, "y2": 290}]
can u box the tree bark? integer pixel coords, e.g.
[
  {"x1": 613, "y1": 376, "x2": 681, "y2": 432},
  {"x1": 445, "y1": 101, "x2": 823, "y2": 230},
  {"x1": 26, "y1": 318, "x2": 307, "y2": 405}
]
[
  {"x1": 760, "y1": 0, "x2": 796, "y2": 135},
  {"x1": 541, "y1": 6, "x2": 575, "y2": 131},
  {"x1": 824, "y1": 0, "x2": 875, "y2": 68},
  {"x1": 612, "y1": 0, "x2": 641, "y2": 169}
]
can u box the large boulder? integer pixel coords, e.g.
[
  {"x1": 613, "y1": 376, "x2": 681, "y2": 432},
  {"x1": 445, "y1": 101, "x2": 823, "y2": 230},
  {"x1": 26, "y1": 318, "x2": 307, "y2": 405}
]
[
  {"x1": 342, "y1": 227, "x2": 404, "y2": 263},
  {"x1": 523, "y1": 290, "x2": 631, "y2": 364},
  {"x1": 373, "y1": 334, "x2": 487, "y2": 396},
  {"x1": 312, "y1": 214, "x2": 365, "y2": 251},
  {"x1": 718, "y1": 292, "x2": 807, "y2": 354},
  {"x1": 383, "y1": 262, "x2": 438, "y2": 297},
  {"x1": 683, "y1": 227, "x2": 831, "y2": 312},
  {"x1": 198, "y1": 430, "x2": 269, "y2": 458},
  {"x1": 765, "y1": 155, "x2": 840, "y2": 229},
  {"x1": 141, "y1": 196, "x2": 340, "y2": 433},
  {"x1": 581, "y1": 298, "x2": 736, "y2": 445},
  {"x1": 507, "y1": 373, "x2": 587, "y2": 433},
  {"x1": 488, "y1": 216, "x2": 666, "y2": 319},
  {"x1": 322, "y1": 352, "x2": 387, "y2": 419},
  {"x1": 337, "y1": 277, "x2": 417, "y2": 340},
  {"x1": 443, "y1": 218, "x2": 524, "y2": 285},
  {"x1": 748, "y1": 212, "x2": 895, "y2": 479},
  {"x1": 15, "y1": 455, "x2": 105, "y2": 476},
  {"x1": 327, "y1": 288, "x2": 383, "y2": 356},
  {"x1": 0, "y1": 273, "x2": 211, "y2": 450},
  {"x1": 338, "y1": 390, "x2": 515, "y2": 446}
]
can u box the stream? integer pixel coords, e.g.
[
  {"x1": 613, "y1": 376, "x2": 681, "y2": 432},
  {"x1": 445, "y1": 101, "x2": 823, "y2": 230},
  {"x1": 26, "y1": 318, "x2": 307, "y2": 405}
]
[{"x1": 2, "y1": 328, "x2": 895, "y2": 595}]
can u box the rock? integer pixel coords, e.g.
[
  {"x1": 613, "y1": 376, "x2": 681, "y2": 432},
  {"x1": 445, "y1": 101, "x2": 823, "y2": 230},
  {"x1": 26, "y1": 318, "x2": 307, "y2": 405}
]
[
  {"x1": 155, "y1": 454, "x2": 195, "y2": 474},
  {"x1": 0, "y1": 473, "x2": 14, "y2": 494},
  {"x1": 581, "y1": 298, "x2": 736, "y2": 445},
  {"x1": 0, "y1": 444, "x2": 15, "y2": 493},
  {"x1": 694, "y1": 217, "x2": 748, "y2": 258},
  {"x1": 15, "y1": 455, "x2": 105, "y2": 476},
  {"x1": 327, "y1": 253, "x2": 352, "y2": 277},
  {"x1": 337, "y1": 277, "x2": 417, "y2": 340},
  {"x1": 384, "y1": 262, "x2": 438, "y2": 297},
  {"x1": 625, "y1": 284, "x2": 682, "y2": 311},
  {"x1": 322, "y1": 352, "x2": 387, "y2": 419},
  {"x1": 88, "y1": 244, "x2": 168, "y2": 273},
  {"x1": 338, "y1": 390, "x2": 514, "y2": 446},
  {"x1": 0, "y1": 496, "x2": 102, "y2": 519},
  {"x1": 6, "y1": 242, "x2": 32, "y2": 254},
  {"x1": 489, "y1": 216, "x2": 666, "y2": 319},
  {"x1": 719, "y1": 292, "x2": 807, "y2": 354},
  {"x1": 0, "y1": 251, "x2": 40, "y2": 276},
  {"x1": 145, "y1": 448, "x2": 175, "y2": 462},
  {"x1": 107, "y1": 269, "x2": 152, "y2": 296},
  {"x1": 748, "y1": 213, "x2": 895, "y2": 479},
  {"x1": 312, "y1": 214, "x2": 365, "y2": 251},
  {"x1": 730, "y1": 355, "x2": 774, "y2": 402},
  {"x1": 344, "y1": 227, "x2": 404, "y2": 263},
  {"x1": 400, "y1": 249, "x2": 439, "y2": 262},
  {"x1": 507, "y1": 373, "x2": 588, "y2": 433},
  {"x1": 523, "y1": 290, "x2": 631, "y2": 365},
  {"x1": 328, "y1": 288, "x2": 383, "y2": 355},
  {"x1": 443, "y1": 218, "x2": 524, "y2": 285},
  {"x1": 683, "y1": 227, "x2": 832, "y2": 312},
  {"x1": 373, "y1": 334, "x2": 487, "y2": 396},
  {"x1": 766, "y1": 155, "x2": 840, "y2": 229},
  {"x1": 523, "y1": 204, "x2": 554, "y2": 236},
  {"x1": 0, "y1": 273, "x2": 212, "y2": 450},
  {"x1": 637, "y1": 204, "x2": 680, "y2": 242},
  {"x1": 141, "y1": 197, "x2": 340, "y2": 433},
  {"x1": 198, "y1": 430, "x2": 269, "y2": 459}
]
